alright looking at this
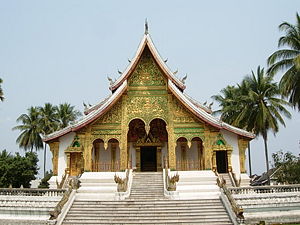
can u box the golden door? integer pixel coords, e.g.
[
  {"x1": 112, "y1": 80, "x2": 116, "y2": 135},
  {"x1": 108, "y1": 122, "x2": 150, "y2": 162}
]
[{"x1": 70, "y1": 153, "x2": 82, "y2": 176}]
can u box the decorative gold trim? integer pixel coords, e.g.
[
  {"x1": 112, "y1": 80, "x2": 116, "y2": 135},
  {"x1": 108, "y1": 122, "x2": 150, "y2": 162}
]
[
  {"x1": 49, "y1": 142, "x2": 59, "y2": 176},
  {"x1": 238, "y1": 137, "x2": 249, "y2": 173}
]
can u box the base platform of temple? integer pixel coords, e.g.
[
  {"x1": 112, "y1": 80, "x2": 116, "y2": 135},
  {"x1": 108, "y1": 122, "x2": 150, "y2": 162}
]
[{"x1": 1, "y1": 170, "x2": 300, "y2": 225}]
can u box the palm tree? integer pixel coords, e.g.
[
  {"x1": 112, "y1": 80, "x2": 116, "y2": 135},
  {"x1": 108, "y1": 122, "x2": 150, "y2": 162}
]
[
  {"x1": 56, "y1": 103, "x2": 81, "y2": 129},
  {"x1": 39, "y1": 103, "x2": 59, "y2": 177},
  {"x1": 213, "y1": 67, "x2": 291, "y2": 183},
  {"x1": 267, "y1": 13, "x2": 300, "y2": 110},
  {"x1": 239, "y1": 67, "x2": 291, "y2": 181},
  {"x1": 0, "y1": 78, "x2": 4, "y2": 101},
  {"x1": 13, "y1": 107, "x2": 43, "y2": 152}
]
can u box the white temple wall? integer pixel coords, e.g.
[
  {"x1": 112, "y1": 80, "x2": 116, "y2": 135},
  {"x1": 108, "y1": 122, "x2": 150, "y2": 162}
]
[
  {"x1": 221, "y1": 130, "x2": 241, "y2": 179},
  {"x1": 58, "y1": 132, "x2": 76, "y2": 177}
]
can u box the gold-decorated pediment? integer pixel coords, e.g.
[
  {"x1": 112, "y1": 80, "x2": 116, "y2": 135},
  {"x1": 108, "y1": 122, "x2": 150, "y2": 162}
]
[
  {"x1": 65, "y1": 135, "x2": 84, "y2": 153},
  {"x1": 212, "y1": 133, "x2": 233, "y2": 151}
]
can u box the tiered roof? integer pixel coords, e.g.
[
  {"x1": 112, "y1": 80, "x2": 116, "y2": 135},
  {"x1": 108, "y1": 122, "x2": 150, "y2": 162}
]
[{"x1": 44, "y1": 31, "x2": 255, "y2": 142}]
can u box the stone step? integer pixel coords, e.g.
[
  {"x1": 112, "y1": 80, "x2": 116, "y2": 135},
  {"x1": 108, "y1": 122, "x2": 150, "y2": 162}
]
[
  {"x1": 72, "y1": 201, "x2": 222, "y2": 206},
  {"x1": 69, "y1": 205, "x2": 226, "y2": 211},
  {"x1": 73, "y1": 199, "x2": 221, "y2": 204},
  {"x1": 63, "y1": 218, "x2": 231, "y2": 224},
  {"x1": 67, "y1": 210, "x2": 228, "y2": 215},
  {"x1": 62, "y1": 171, "x2": 232, "y2": 225},
  {"x1": 64, "y1": 215, "x2": 230, "y2": 220}
]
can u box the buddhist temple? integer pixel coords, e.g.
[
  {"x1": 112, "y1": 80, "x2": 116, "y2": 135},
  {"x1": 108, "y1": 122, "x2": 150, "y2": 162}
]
[
  {"x1": 44, "y1": 25, "x2": 255, "y2": 181},
  {"x1": 4, "y1": 24, "x2": 299, "y2": 225}
]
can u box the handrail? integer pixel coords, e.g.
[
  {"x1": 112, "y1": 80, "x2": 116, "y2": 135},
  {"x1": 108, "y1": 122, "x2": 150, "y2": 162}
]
[
  {"x1": 92, "y1": 162, "x2": 120, "y2": 172},
  {"x1": 176, "y1": 160, "x2": 201, "y2": 171},
  {"x1": 114, "y1": 169, "x2": 131, "y2": 192},
  {"x1": 49, "y1": 177, "x2": 80, "y2": 220},
  {"x1": 57, "y1": 173, "x2": 68, "y2": 189},
  {"x1": 216, "y1": 172, "x2": 244, "y2": 222},
  {"x1": 0, "y1": 188, "x2": 65, "y2": 196},
  {"x1": 222, "y1": 184, "x2": 244, "y2": 223},
  {"x1": 228, "y1": 184, "x2": 300, "y2": 195},
  {"x1": 228, "y1": 171, "x2": 237, "y2": 187},
  {"x1": 163, "y1": 157, "x2": 179, "y2": 191}
]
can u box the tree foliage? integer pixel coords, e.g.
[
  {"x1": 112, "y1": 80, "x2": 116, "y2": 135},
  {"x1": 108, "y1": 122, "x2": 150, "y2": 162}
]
[
  {"x1": 13, "y1": 103, "x2": 81, "y2": 177},
  {"x1": 13, "y1": 107, "x2": 43, "y2": 152},
  {"x1": 0, "y1": 150, "x2": 39, "y2": 188},
  {"x1": 272, "y1": 150, "x2": 300, "y2": 184},
  {"x1": 13, "y1": 103, "x2": 81, "y2": 152},
  {"x1": 57, "y1": 103, "x2": 82, "y2": 129},
  {"x1": 268, "y1": 13, "x2": 300, "y2": 110},
  {"x1": 213, "y1": 66, "x2": 291, "y2": 178}
]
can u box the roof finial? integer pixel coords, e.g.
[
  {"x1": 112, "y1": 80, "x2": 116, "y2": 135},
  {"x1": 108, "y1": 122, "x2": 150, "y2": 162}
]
[{"x1": 145, "y1": 18, "x2": 149, "y2": 34}]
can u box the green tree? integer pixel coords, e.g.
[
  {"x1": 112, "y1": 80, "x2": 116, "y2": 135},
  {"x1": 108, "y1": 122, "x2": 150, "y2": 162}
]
[
  {"x1": 272, "y1": 150, "x2": 300, "y2": 184},
  {"x1": 39, "y1": 103, "x2": 59, "y2": 178},
  {"x1": 57, "y1": 103, "x2": 81, "y2": 129},
  {"x1": 213, "y1": 67, "x2": 291, "y2": 183},
  {"x1": 14, "y1": 103, "x2": 81, "y2": 177},
  {"x1": 13, "y1": 107, "x2": 43, "y2": 152},
  {"x1": 267, "y1": 13, "x2": 300, "y2": 110},
  {"x1": 0, "y1": 78, "x2": 4, "y2": 101},
  {"x1": 0, "y1": 150, "x2": 39, "y2": 188}
]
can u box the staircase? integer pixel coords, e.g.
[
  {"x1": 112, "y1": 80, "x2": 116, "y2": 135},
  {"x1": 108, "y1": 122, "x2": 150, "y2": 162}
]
[
  {"x1": 129, "y1": 172, "x2": 164, "y2": 200},
  {"x1": 219, "y1": 173, "x2": 235, "y2": 187},
  {"x1": 62, "y1": 172, "x2": 233, "y2": 224}
]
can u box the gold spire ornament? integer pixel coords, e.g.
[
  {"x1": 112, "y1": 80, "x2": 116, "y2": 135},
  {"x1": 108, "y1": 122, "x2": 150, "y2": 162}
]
[{"x1": 145, "y1": 19, "x2": 149, "y2": 34}]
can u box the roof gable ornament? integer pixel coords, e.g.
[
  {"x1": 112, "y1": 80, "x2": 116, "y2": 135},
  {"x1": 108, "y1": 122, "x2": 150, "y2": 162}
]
[{"x1": 145, "y1": 18, "x2": 149, "y2": 34}]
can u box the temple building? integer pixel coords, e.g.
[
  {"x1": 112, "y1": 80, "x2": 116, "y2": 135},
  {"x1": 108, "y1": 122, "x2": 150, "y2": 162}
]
[{"x1": 44, "y1": 27, "x2": 255, "y2": 181}]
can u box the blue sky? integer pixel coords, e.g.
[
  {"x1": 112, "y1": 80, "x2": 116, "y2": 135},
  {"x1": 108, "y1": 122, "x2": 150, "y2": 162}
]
[{"x1": 0, "y1": 0, "x2": 299, "y2": 177}]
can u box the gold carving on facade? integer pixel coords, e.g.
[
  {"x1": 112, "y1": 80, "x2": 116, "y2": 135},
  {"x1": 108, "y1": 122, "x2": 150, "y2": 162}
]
[
  {"x1": 129, "y1": 51, "x2": 166, "y2": 87},
  {"x1": 65, "y1": 135, "x2": 84, "y2": 153},
  {"x1": 126, "y1": 96, "x2": 168, "y2": 123},
  {"x1": 94, "y1": 101, "x2": 122, "y2": 125},
  {"x1": 212, "y1": 133, "x2": 233, "y2": 151},
  {"x1": 49, "y1": 142, "x2": 59, "y2": 175},
  {"x1": 238, "y1": 138, "x2": 249, "y2": 173}
]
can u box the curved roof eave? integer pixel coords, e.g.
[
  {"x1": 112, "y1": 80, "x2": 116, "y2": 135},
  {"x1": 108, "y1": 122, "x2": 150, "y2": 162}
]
[
  {"x1": 43, "y1": 81, "x2": 127, "y2": 142},
  {"x1": 110, "y1": 33, "x2": 186, "y2": 91},
  {"x1": 168, "y1": 80, "x2": 255, "y2": 139}
]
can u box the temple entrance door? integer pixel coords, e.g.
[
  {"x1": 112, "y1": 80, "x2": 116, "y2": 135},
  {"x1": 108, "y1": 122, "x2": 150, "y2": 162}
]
[
  {"x1": 70, "y1": 152, "x2": 82, "y2": 176},
  {"x1": 140, "y1": 146, "x2": 157, "y2": 172},
  {"x1": 216, "y1": 151, "x2": 228, "y2": 173}
]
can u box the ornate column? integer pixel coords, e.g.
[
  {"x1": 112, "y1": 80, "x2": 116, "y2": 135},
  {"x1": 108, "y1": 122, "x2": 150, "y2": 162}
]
[
  {"x1": 120, "y1": 96, "x2": 128, "y2": 170},
  {"x1": 197, "y1": 141, "x2": 203, "y2": 170},
  {"x1": 203, "y1": 130, "x2": 212, "y2": 170},
  {"x1": 84, "y1": 130, "x2": 93, "y2": 172},
  {"x1": 48, "y1": 141, "x2": 59, "y2": 176},
  {"x1": 66, "y1": 152, "x2": 71, "y2": 174},
  {"x1": 167, "y1": 94, "x2": 176, "y2": 170},
  {"x1": 212, "y1": 151, "x2": 217, "y2": 172},
  {"x1": 167, "y1": 126, "x2": 176, "y2": 170},
  {"x1": 227, "y1": 150, "x2": 233, "y2": 172},
  {"x1": 238, "y1": 138, "x2": 249, "y2": 173}
]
